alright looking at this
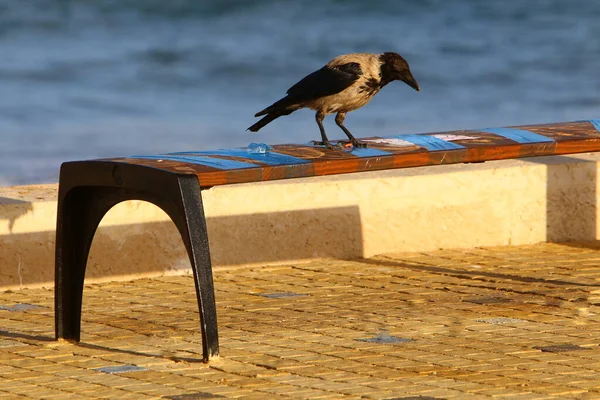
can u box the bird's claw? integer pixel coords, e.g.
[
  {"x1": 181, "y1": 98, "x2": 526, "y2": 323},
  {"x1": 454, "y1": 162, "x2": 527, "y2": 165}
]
[
  {"x1": 351, "y1": 140, "x2": 368, "y2": 148},
  {"x1": 310, "y1": 140, "x2": 367, "y2": 150},
  {"x1": 336, "y1": 140, "x2": 368, "y2": 149},
  {"x1": 310, "y1": 140, "x2": 336, "y2": 150}
]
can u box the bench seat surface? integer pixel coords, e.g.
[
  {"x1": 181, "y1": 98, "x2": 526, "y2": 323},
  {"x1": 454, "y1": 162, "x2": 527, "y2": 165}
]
[{"x1": 104, "y1": 120, "x2": 600, "y2": 188}]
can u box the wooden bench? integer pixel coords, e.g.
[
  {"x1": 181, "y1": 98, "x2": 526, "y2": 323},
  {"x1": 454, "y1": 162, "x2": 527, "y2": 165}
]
[{"x1": 55, "y1": 119, "x2": 600, "y2": 361}]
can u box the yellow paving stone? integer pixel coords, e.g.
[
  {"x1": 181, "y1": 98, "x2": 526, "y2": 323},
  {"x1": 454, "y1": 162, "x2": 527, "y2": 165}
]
[
  {"x1": 3, "y1": 243, "x2": 600, "y2": 398},
  {"x1": 236, "y1": 393, "x2": 293, "y2": 400},
  {"x1": 4, "y1": 385, "x2": 73, "y2": 399},
  {"x1": 260, "y1": 385, "x2": 329, "y2": 397}
]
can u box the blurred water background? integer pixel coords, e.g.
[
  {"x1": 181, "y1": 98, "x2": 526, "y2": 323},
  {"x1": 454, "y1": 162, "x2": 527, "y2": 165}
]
[{"x1": 1, "y1": 0, "x2": 599, "y2": 184}]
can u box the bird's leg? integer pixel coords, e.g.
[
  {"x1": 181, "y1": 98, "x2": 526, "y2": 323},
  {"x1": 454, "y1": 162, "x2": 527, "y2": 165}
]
[
  {"x1": 310, "y1": 111, "x2": 335, "y2": 149},
  {"x1": 335, "y1": 112, "x2": 367, "y2": 148}
]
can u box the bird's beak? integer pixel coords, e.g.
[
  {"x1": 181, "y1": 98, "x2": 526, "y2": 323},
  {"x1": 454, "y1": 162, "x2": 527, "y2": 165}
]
[{"x1": 400, "y1": 72, "x2": 420, "y2": 92}]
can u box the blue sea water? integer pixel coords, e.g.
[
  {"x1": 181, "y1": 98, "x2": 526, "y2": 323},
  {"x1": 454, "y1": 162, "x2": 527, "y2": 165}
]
[{"x1": 1, "y1": 0, "x2": 599, "y2": 184}]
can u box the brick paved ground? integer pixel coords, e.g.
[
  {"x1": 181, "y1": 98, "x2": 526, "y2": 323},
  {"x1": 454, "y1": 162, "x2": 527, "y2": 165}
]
[{"x1": 1, "y1": 242, "x2": 600, "y2": 399}]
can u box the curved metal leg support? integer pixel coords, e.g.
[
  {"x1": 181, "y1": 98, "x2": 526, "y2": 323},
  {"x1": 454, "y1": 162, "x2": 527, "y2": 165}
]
[{"x1": 55, "y1": 161, "x2": 219, "y2": 361}]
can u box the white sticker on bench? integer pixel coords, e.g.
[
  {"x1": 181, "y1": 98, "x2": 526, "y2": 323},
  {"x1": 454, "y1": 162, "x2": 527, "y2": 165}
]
[
  {"x1": 433, "y1": 134, "x2": 480, "y2": 141},
  {"x1": 391, "y1": 134, "x2": 466, "y2": 150},
  {"x1": 362, "y1": 138, "x2": 414, "y2": 147}
]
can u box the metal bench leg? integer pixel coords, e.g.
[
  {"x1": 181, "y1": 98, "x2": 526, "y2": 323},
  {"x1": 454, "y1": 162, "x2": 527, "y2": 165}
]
[
  {"x1": 177, "y1": 177, "x2": 219, "y2": 360},
  {"x1": 55, "y1": 162, "x2": 219, "y2": 361}
]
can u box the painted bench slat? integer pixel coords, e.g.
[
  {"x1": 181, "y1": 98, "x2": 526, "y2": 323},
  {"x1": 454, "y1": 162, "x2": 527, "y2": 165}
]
[{"x1": 111, "y1": 120, "x2": 600, "y2": 188}]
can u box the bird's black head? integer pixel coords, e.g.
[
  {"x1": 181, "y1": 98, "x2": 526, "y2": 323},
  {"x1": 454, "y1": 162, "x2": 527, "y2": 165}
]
[{"x1": 379, "y1": 52, "x2": 420, "y2": 92}]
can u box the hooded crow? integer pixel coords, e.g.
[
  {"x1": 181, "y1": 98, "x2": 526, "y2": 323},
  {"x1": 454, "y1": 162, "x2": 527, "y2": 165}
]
[{"x1": 248, "y1": 52, "x2": 420, "y2": 149}]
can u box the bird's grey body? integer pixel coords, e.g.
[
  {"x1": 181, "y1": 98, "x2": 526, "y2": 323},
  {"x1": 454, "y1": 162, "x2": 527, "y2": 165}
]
[
  {"x1": 248, "y1": 52, "x2": 420, "y2": 149},
  {"x1": 304, "y1": 53, "x2": 383, "y2": 114}
]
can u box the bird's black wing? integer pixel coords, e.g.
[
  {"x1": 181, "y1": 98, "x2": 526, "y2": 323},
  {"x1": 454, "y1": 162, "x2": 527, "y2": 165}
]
[{"x1": 286, "y1": 62, "x2": 363, "y2": 101}]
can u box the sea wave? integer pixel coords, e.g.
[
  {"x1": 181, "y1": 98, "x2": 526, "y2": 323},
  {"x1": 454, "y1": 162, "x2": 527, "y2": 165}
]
[{"x1": 0, "y1": 0, "x2": 599, "y2": 183}]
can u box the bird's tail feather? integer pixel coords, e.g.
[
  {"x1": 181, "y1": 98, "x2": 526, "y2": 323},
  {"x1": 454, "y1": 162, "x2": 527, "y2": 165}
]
[
  {"x1": 249, "y1": 97, "x2": 300, "y2": 132},
  {"x1": 254, "y1": 95, "x2": 298, "y2": 117},
  {"x1": 248, "y1": 113, "x2": 282, "y2": 132}
]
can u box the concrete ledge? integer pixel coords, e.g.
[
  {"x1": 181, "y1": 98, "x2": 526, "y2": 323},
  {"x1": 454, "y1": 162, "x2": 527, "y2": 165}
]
[{"x1": 1, "y1": 153, "x2": 599, "y2": 289}]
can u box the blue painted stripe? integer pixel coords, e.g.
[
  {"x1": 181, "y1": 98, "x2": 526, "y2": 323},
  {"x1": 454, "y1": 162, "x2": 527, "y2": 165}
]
[
  {"x1": 171, "y1": 150, "x2": 310, "y2": 166},
  {"x1": 386, "y1": 134, "x2": 465, "y2": 151},
  {"x1": 482, "y1": 127, "x2": 554, "y2": 143},
  {"x1": 349, "y1": 148, "x2": 392, "y2": 157},
  {"x1": 130, "y1": 154, "x2": 257, "y2": 170},
  {"x1": 590, "y1": 120, "x2": 600, "y2": 133}
]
